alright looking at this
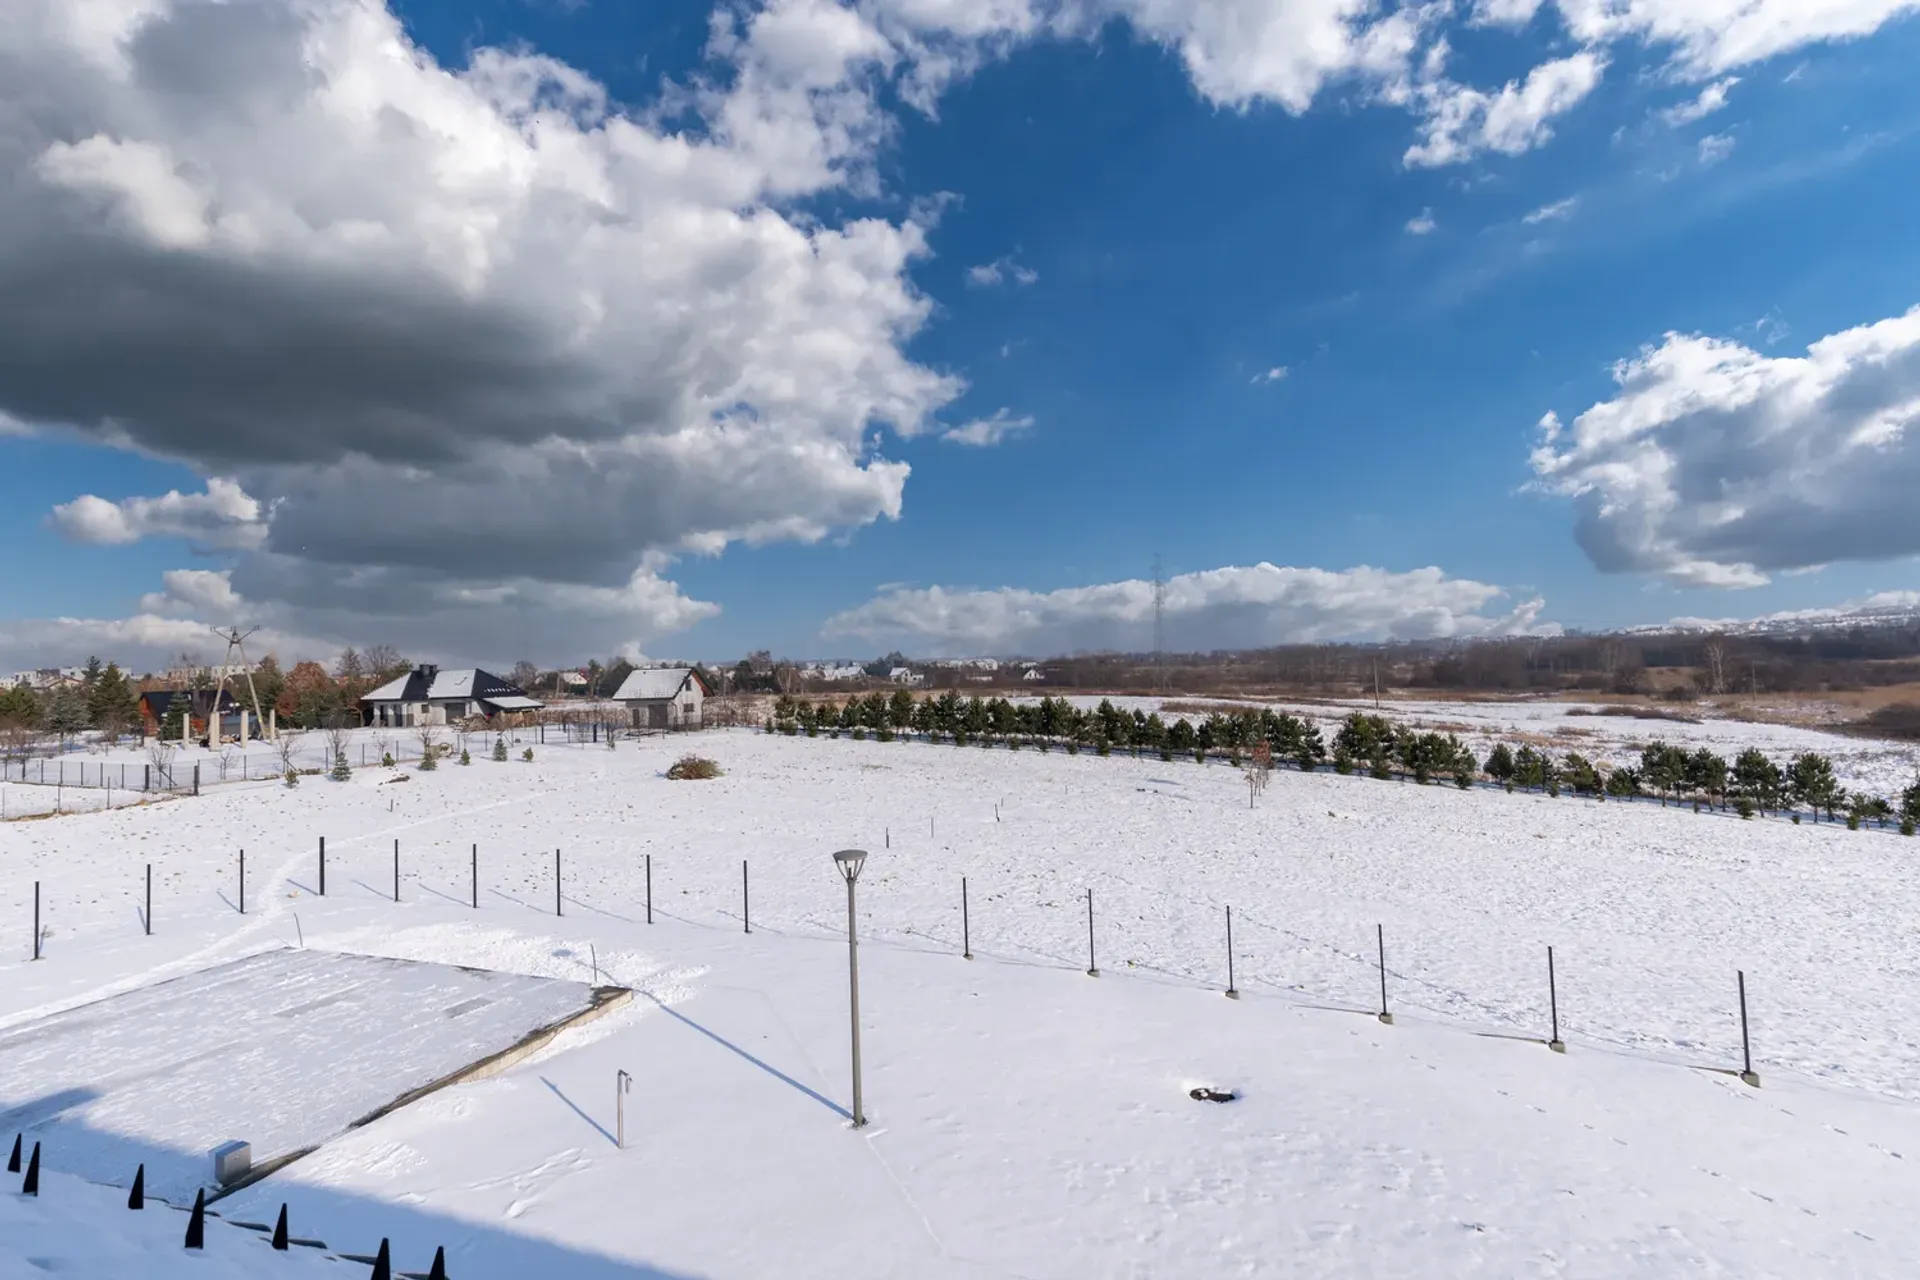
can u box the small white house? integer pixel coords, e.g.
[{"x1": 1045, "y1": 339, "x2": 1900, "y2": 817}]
[
  {"x1": 612, "y1": 666, "x2": 708, "y2": 731},
  {"x1": 888, "y1": 667, "x2": 924, "y2": 686},
  {"x1": 359, "y1": 664, "x2": 544, "y2": 727},
  {"x1": 1022, "y1": 667, "x2": 1046, "y2": 683}
]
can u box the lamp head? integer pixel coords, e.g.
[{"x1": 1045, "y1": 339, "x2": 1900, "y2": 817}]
[{"x1": 833, "y1": 848, "x2": 867, "y2": 884}]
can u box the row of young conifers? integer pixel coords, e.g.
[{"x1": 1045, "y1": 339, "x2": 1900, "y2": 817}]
[{"x1": 768, "y1": 692, "x2": 1920, "y2": 834}]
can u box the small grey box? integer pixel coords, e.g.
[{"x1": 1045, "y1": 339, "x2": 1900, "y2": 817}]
[{"x1": 211, "y1": 1140, "x2": 251, "y2": 1186}]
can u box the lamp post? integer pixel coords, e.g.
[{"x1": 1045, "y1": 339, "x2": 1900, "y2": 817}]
[{"x1": 833, "y1": 848, "x2": 868, "y2": 1128}]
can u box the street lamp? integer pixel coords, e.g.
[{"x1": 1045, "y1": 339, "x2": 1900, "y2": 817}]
[{"x1": 833, "y1": 848, "x2": 868, "y2": 1128}]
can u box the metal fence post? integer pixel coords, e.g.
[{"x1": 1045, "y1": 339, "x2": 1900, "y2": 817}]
[
  {"x1": 555, "y1": 849, "x2": 562, "y2": 917},
  {"x1": 1376, "y1": 924, "x2": 1393, "y2": 1025},
  {"x1": 962, "y1": 876, "x2": 972, "y2": 960},
  {"x1": 645, "y1": 854, "x2": 652, "y2": 925},
  {"x1": 1225, "y1": 906, "x2": 1238, "y2": 999},
  {"x1": 239, "y1": 850, "x2": 246, "y2": 915},
  {"x1": 145, "y1": 864, "x2": 152, "y2": 936},
  {"x1": 1085, "y1": 889, "x2": 1099, "y2": 977},
  {"x1": 393, "y1": 839, "x2": 400, "y2": 903},
  {"x1": 32, "y1": 881, "x2": 40, "y2": 961},
  {"x1": 319, "y1": 836, "x2": 326, "y2": 897},
  {"x1": 1547, "y1": 946, "x2": 1565, "y2": 1052},
  {"x1": 471, "y1": 844, "x2": 478, "y2": 909},
  {"x1": 742, "y1": 860, "x2": 750, "y2": 934},
  {"x1": 1738, "y1": 970, "x2": 1760, "y2": 1087},
  {"x1": 617, "y1": 1070, "x2": 631, "y2": 1149}
]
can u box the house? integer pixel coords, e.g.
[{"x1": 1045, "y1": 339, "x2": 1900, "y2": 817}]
[
  {"x1": 612, "y1": 666, "x2": 708, "y2": 731},
  {"x1": 138, "y1": 689, "x2": 243, "y2": 742},
  {"x1": 1022, "y1": 667, "x2": 1046, "y2": 683},
  {"x1": 359, "y1": 664, "x2": 544, "y2": 727},
  {"x1": 888, "y1": 667, "x2": 924, "y2": 686}
]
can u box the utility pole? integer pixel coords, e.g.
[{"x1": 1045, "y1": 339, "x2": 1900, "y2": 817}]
[{"x1": 209, "y1": 625, "x2": 273, "y2": 743}]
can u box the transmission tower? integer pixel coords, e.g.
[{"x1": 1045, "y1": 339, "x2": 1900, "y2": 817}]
[
  {"x1": 210, "y1": 625, "x2": 273, "y2": 743},
  {"x1": 1151, "y1": 554, "x2": 1167, "y2": 692}
]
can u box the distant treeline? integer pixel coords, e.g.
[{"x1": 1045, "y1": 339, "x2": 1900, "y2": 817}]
[
  {"x1": 771, "y1": 694, "x2": 1920, "y2": 835},
  {"x1": 926, "y1": 622, "x2": 1920, "y2": 701}
]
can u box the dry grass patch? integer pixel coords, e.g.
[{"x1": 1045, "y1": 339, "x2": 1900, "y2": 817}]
[{"x1": 666, "y1": 754, "x2": 723, "y2": 780}]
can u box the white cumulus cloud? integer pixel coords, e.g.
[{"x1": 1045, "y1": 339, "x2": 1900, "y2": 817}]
[
  {"x1": 966, "y1": 256, "x2": 1039, "y2": 287},
  {"x1": 823, "y1": 563, "x2": 1556, "y2": 654},
  {"x1": 1657, "y1": 76, "x2": 1739, "y2": 126},
  {"x1": 1405, "y1": 51, "x2": 1608, "y2": 169},
  {"x1": 47, "y1": 479, "x2": 266, "y2": 550},
  {"x1": 942, "y1": 408, "x2": 1033, "y2": 446},
  {"x1": 1529, "y1": 303, "x2": 1920, "y2": 587}
]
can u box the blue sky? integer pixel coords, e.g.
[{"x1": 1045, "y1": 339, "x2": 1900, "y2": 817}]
[{"x1": 2, "y1": 0, "x2": 1919, "y2": 669}]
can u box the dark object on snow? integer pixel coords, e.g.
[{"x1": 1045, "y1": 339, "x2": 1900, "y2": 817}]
[
  {"x1": 128, "y1": 1164, "x2": 145, "y2": 1209},
  {"x1": 22, "y1": 1141, "x2": 40, "y2": 1194},
  {"x1": 184, "y1": 1188, "x2": 206, "y2": 1249},
  {"x1": 273, "y1": 1203, "x2": 289, "y2": 1250},
  {"x1": 371, "y1": 1237, "x2": 392, "y2": 1280},
  {"x1": 1188, "y1": 1087, "x2": 1238, "y2": 1103},
  {"x1": 7, "y1": 1133, "x2": 18, "y2": 1173},
  {"x1": 428, "y1": 1245, "x2": 449, "y2": 1279}
]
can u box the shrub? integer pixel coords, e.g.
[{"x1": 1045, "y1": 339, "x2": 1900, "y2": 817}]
[
  {"x1": 666, "y1": 754, "x2": 722, "y2": 780},
  {"x1": 1194, "y1": 747, "x2": 1206, "y2": 765},
  {"x1": 522, "y1": 747, "x2": 534, "y2": 762},
  {"x1": 1332, "y1": 749, "x2": 1354, "y2": 776},
  {"x1": 876, "y1": 727, "x2": 895, "y2": 742},
  {"x1": 1066, "y1": 740, "x2": 1080, "y2": 755},
  {"x1": 493, "y1": 737, "x2": 508, "y2": 762},
  {"x1": 1847, "y1": 812, "x2": 1860, "y2": 831},
  {"x1": 851, "y1": 727, "x2": 866, "y2": 741},
  {"x1": 382, "y1": 751, "x2": 395, "y2": 768},
  {"x1": 1367, "y1": 751, "x2": 1393, "y2": 781},
  {"x1": 1096, "y1": 738, "x2": 1110, "y2": 757},
  {"x1": 1736, "y1": 796, "x2": 1756, "y2": 819},
  {"x1": 283, "y1": 768, "x2": 299, "y2": 788},
  {"x1": 418, "y1": 749, "x2": 438, "y2": 771},
  {"x1": 1791, "y1": 812, "x2": 1801, "y2": 825},
  {"x1": 1453, "y1": 768, "x2": 1472, "y2": 790},
  {"x1": 330, "y1": 751, "x2": 351, "y2": 782},
  {"x1": 1159, "y1": 747, "x2": 1174, "y2": 762},
  {"x1": 1903, "y1": 818, "x2": 1916, "y2": 837},
  {"x1": 460, "y1": 749, "x2": 472, "y2": 766}
]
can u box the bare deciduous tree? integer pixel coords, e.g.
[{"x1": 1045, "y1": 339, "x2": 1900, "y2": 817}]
[
  {"x1": 274, "y1": 730, "x2": 302, "y2": 774},
  {"x1": 1702, "y1": 635, "x2": 1728, "y2": 696}
]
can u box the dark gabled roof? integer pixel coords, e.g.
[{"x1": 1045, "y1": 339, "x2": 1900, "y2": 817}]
[{"x1": 360, "y1": 666, "x2": 539, "y2": 708}]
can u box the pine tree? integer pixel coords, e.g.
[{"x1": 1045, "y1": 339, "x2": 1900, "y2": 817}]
[
  {"x1": 460, "y1": 748, "x2": 472, "y2": 765},
  {"x1": 1484, "y1": 743, "x2": 1516, "y2": 785},
  {"x1": 493, "y1": 736, "x2": 509, "y2": 762},
  {"x1": 330, "y1": 751, "x2": 351, "y2": 781}
]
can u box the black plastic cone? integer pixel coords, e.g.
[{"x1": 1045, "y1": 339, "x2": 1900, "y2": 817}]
[
  {"x1": 184, "y1": 1187, "x2": 205, "y2": 1249},
  {"x1": 428, "y1": 1245, "x2": 448, "y2": 1279},
  {"x1": 371, "y1": 1237, "x2": 391, "y2": 1280},
  {"x1": 272, "y1": 1203, "x2": 288, "y2": 1250},
  {"x1": 22, "y1": 1142, "x2": 39, "y2": 1195},
  {"x1": 128, "y1": 1163, "x2": 144, "y2": 1209}
]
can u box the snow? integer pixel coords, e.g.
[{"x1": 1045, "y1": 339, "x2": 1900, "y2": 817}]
[
  {"x1": 610, "y1": 668, "x2": 697, "y2": 702},
  {"x1": 0, "y1": 948, "x2": 605, "y2": 1203},
  {"x1": 3, "y1": 727, "x2": 1920, "y2": 1276}
]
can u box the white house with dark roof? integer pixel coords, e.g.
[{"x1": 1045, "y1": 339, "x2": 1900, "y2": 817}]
[
  {"x1": 612, "y1": 666, "x2": 708, "y2": 731},
  {"x1": 359, "y1": 664, "x2": 544, "y2": 727}
]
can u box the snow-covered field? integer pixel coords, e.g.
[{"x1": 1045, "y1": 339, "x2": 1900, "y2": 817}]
[{"x1": 3, "y1": 727, "x2": 1919, "y2": 1277}]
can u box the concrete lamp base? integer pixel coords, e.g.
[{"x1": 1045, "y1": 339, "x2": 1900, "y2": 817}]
[
  {"x1": 1377, "y1": 1011, "x2": 1394, "y2": 1025},
  {"x1": 1548, "y1": 1039, "x2": 1566, "y2": 1054},
  {"x1": 1086, "y1": 968, "x2": 1100, "y2": 978},
  {"x1": 1224, "y1": 989, "x2": 1240, "y2": 1000},
  {"x1": 1739, "y1": 1070, "x2": 1761, "y2": 1088}
]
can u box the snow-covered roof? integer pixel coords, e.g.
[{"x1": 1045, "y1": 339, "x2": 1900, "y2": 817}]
[
  {"x1": 612, "y1": 666, "x2": 702, "y2": 702},
  {"x1": 361, "y1": 666, "x2": 539, "y2": 708}
]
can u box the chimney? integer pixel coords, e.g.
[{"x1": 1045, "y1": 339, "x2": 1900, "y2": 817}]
[{"x1": 418, "y1": 663, "x2": 439, "y2": 684}]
